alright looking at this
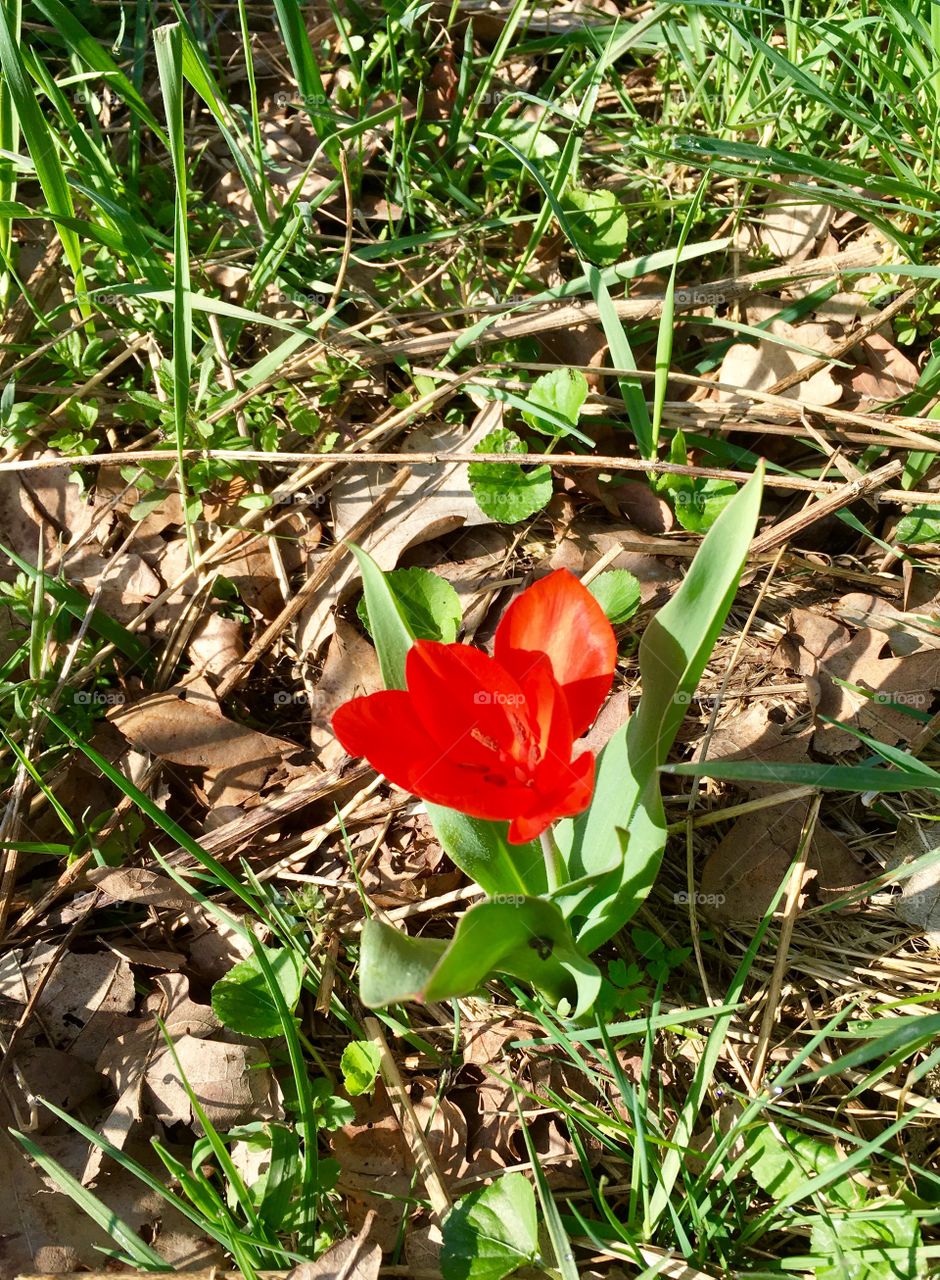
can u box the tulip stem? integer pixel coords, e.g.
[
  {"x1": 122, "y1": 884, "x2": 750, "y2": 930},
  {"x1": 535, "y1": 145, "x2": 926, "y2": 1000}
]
[{"x1": 540, "y1": 828, "x2": 564, "y2": 893}]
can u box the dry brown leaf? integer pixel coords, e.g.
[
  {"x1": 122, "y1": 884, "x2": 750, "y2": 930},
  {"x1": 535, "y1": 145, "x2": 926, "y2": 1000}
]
[
  {"x1": 548, "y1": 521, "x2": 679, "y2": 602},
  {"x1": 86, "y1": 865, "x2": 196, "y2": 911},
  {"x1": 539, "y1": 320, "x2": 608, "y2": 393},
  {"x1": 187, "y1": 910, "x2": 255, "y2": 983},
  {"x1": 143, "y1": 971, "x2": 221, "y2": 1039},
  {"x1": 757, "y1": 187, "x2": 834, "y2": 261},
  {"x1": 888, "y1": 818, "x2": 940, "y2": 945},
  {"x1": 309, "y1": 617, "x2": 383, "y2": 768},
  {"x1": 847, "y1": 331, "x2": 920, "y2": 405},
  {"x1": 786, "y1": 607, "x2": 940, "y2": 754},
  {"x1": 109, "y1": 677, "x2": 299, "y2": 808},
  {"x1": 578, "y1": 686, "x2": 631, "y2": 757},
  {"x1": 8, "y1": 1047, "x2": 102, "y2": 1131},
  {"x1": 63, "y1": 551, "x2": 161, "y2": 623},
  {"x1": 693, "y1": 702, "x2": 812, "y2": 798},
  {"x1": 834, "y1": 591, "x2": 940, "y2": 657},
  {"x1": 145, "y1": 1035, "x2": 282, "y2": 1132},
  {"x1": 700, "y1": 796, "x2": 867, "y2": 922},
  {"x1": 299, "y1": 413, "x2": 498, "y2": 655},
  {"x1": 330, "y1": 1080, "x2": 467, "y2": 1250},
  {"x1": 0, "y1": 1118, "x2": 110, "y2": 1279},
  {"x1": 0, "y1": 944, "x2": 135, "y2": 1063},
  {"x1": 187, "y1": 611, "x2": 246, "y2": 680},
  {"x1": 288, "y1": 1211, "x2": 382, "y2": 1280},
  {"x1": 716, "y1": 323, "x2": 842, "y2": 407},
  {"x1": 0, "y1": 464, "x2": 98, "y2": 583}
]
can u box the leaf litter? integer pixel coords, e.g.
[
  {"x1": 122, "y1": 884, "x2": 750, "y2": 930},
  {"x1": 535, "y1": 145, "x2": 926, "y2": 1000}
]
[{"x1": 4, "y1": 9, "x2": 940, "y2": 1277}]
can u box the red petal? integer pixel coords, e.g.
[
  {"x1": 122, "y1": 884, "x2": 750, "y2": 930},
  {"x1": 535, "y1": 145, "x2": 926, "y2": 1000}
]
[
  {"x1": 405, "y1": 640, "x2": 536, "y2": 770},
  {"x1": 508, "y1": 750, "x2": 595, "y2": 844},
  {"x1": 495, "y1": 569, "x2": 616, "y2": 737},
  {"x1": 332, "y1": 690, "x2": 534, "y2": 821}
]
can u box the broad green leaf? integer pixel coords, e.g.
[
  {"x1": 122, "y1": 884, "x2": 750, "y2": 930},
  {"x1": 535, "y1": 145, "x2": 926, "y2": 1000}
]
[
  {"x1": 588, "y1": 569, "x2": 641, "y2": 624},
  {"x1": 358, "y1": 566, "x2": 462, "y2": 643},
  {"x1": 810, "y1": 1202, "x2": 921, "y2": 1280},
  {"x1": 673, "y1": 478, "x2": 739, "y2": 533},
  {"x1": 745, "y1": 1122, "x2": 865, "y2": 1208},
  {"x1": 555, "y1": 466, "x2": 764, "y2": 951},
  {"x1": 359, "y1": 898, "x2": 602, "y2": 1017},
  {"x1": 349, "y1": 542, "x2": 413, "y2": 691},
  {"x1": 351, "y1": 543, "x2": 544, "y2": 897},
  {"x1": 895, "y1": 505, "x2": 940, "y2": 544},
  {"x1": 560, "y1": 188, "x2": 630, "y2": 265},
  {"x1": 521, "y1": 368, "x2": 589, "y2": 436},
  {"x1": 468, "y1": 428, "x2": 553, "y2": 523},
  {"x1": 340, "y1": 1041, "x2": 382, "y2": 1097},
  {"x1": 426, "y1": 805, "x2": 546, "y2": 897},
  {"x1": 211, "y1": 947, "x2": 303, "y2": 1038},
  {"x1": 441, "y1": 1172, "x2": 540, "y2": 1280}
]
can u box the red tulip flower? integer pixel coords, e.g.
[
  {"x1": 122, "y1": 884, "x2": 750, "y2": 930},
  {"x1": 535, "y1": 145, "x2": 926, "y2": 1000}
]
[{"x1": 332, "y1": 569, "x2": 617, "y2": 844}]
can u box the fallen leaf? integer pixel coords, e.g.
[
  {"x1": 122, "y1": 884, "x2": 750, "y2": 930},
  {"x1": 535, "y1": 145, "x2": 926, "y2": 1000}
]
[
  {"x1": 288, "y1": 1211, "x2": 381, "y2": 1280},
  {"x1": 86, "y1": 865, "x2": 196, "y2": 911},
  {"x1": 0, "y1": 463, "x2": 98, "y2": 583},
  {"x1": 757, "y1": 187, "x2": 834, "y2": 261},
  {"x1": 330, "y1": 1080, "x2": 467, "y2": 1249},
  {"x1": 833, "y1": 591, "x2": 940, "y2": 657},
  {"x1": 187, "y1": 611, "x2": 246, "y2": 680},
  {"x1": 693, "y1": 702, "x2": 812, "y2": 798},
  {"x1": 143, "y1": 972, "x2": 221, "y2": 1039},
  {"x1": 298, "y1": 413, "x2": 499, "y2": 655},
  {"x1": 888, "y1": 817, "x2": 940, "y2": 945},
  {"x1": 548, "y1": 521, "x2": 678, "y2": 603},
  {"x1": 145, "y1": 1035, "x2": 282, "y2": 1132},
  {"x1": 701, "y1": 796, "x2": 867, "y2": 921},
  {"x1": 63, "y1": 551, "x2": 161, "y2": 624},
  {"x1": 716, "y1": 323, "x2": 842, "y2": 407},
  {"x1": 0, "y1": 944, "x2": 135, "y2": 1064},
  {"x1": 309, "y1": 618, "x2": 383, "y2": 768},
  {"x1": 0, "y1": 1116, "x2": 111, "y2": 1279},
  {"x1": 846, "y1": 331, "x2": 920, "y2": 405},
  {"x1": 785, "y1": 607, "x2": 940, "y2": 754},
  {"x1": 109, "y1": 677, "x2": 300, "y2": 809}
]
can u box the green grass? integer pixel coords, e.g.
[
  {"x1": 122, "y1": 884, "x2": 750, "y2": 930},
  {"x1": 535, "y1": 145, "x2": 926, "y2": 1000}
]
[{"x1": 1, "y1": 0, "x2": 938, "y2": 1275}]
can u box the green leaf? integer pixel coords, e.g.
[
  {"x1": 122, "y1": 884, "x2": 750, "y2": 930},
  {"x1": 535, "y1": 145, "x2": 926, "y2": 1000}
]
[
  {"x1": 468, "y1": 428, "x2": 553, "y2": 523},
  {"x1": 358, "y1": 566, "x2": 462, "y2": 643},
  {"x1": 427, "y1": 805, "x2": 546, "y2": 897},
  {"x1": 664, "y1": 760, "x2": 940, "y2": 793},
  {"x1": 895, "y1": 505, "x2": 940, "y2": 544},
  {"x1": 340, "y1": 1041, "x2": 382, "y2": 1097},
  {"x1": 559, "y1": 188, "x2": 630, "y2": 265},
  {"x1": 588, "y1": 569, "x2": 641, "y2": 625},
  {"x1": 11, "y1": 1130, "x2": 170, "y2": 1270},
  {"x1": 521, "y1": 367, "x2": 589, "y2": 436},
  {"x1": 359, "y1": 897, "x2": 602, "y2": 1018},
  {"x1": 0, "y1": 3, "x2": 91, "y2": 317},
  {"x1": 745, "y1": 1122, "x2": 865, "y2": 1208},
  {"x1": 441, "y1": 1172, "x2": 540, "y2": 1280},
  {"x1": 349, "y1": 542, "x2": 413, "y2": 691},
  {"x1": 673, "y1": 478, "x2": 739, "y2": 533},
  {"x1": 211, "y1": 947, "x2": 303, "y2": 1038},
  {"x1": 810, "y1": 1202, "x2": 921, "y2": 1280},
  {"x1": 555, "y1": 466, "x2": 764, "y2": 952}
]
